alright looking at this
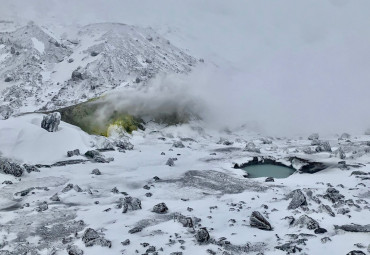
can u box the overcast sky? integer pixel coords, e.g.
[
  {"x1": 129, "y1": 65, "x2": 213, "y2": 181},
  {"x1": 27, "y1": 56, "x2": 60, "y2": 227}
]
[{"x1": 2, "y1": 0, "x2": 370, "y2": 135}]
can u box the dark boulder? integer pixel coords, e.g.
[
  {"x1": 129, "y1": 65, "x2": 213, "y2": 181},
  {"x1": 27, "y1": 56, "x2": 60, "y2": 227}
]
[
  {"x1": 152, "y1": 203, "x2": 168, "y2": 214},
  {"x1": 195, "y1": 228, "x2": 210, "y2": 243},
  {"x1": 250, "y1": 211, "x2": 272, "y2": 230}
]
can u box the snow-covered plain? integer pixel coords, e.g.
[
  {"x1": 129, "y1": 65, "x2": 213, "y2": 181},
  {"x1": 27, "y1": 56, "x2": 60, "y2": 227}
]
[{"x1": 0, "y1": 114, "x2": 369, "y2": 254}]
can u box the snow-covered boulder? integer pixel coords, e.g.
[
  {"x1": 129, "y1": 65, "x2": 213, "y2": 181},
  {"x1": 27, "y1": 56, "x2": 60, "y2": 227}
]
[
  {"x1": 293, "y1": 215, "x2": 319, "y2": 230},
  {"x1": 244, "y1": 142, "x2": 261, "y2": 153},
  {"x1": 41, "y1": 112, "x2": 61, "y2": 132},
  {"x1": 0, "y1": 159, "x2": 24, "y2": 177},
  {"x1": 308, "y1": 133, "x2": 319, "y2": 140}
]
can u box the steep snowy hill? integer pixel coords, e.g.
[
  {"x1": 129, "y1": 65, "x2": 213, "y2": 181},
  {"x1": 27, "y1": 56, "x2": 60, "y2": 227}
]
[{"x1": 0, "y1": 22, "x2": 197, "y2": 118}]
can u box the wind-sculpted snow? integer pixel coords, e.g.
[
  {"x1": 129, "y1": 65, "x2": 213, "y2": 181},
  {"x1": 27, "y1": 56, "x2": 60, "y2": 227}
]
[{"x1": 0, "y1": 22, "x2": 197, "y2": 118}]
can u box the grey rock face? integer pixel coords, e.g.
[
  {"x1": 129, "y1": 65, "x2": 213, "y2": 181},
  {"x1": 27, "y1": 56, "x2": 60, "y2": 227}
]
[
  {"x1": 41, "y1": 112, "x2": 61, "y2": 132},
  {"x1": 195, "y1": 228, "x2": 210, "y2": 243},
  {"x1": 250, "y1": 211, "x2": 272, "y2": 230},
  {"x1": 122, "y1": 196, "x2": 142, "y2": 213},
  {"x1": 67, "y1": 149, "x2": 80, "y2": 157},
  {"x1": 173, "y1": 141, "x2": 185, "y2": 148},
  {"x1": 287, "y1": 189, "x2": 307, "y2": 210},
  {"x1": 166, "y1": 158, "x2": 175, "y2": 166},
  {"x1": 67, "y1": 245, "x2": 84, "y2": 255},
  {"x1": 334, "y1": 224, "x2": 370, "y2": 232},
  {"x1": 0, "y1": 159, "x2": 24, "y2": 177},
  {"x1": 293, "y1": 215, "x2": 319, "y2": 230},
  {"x1": 244, "y1": 142, "x2": 260, "y2": 153},
  {"x1": 152, "y1": 203, "x2": 168, "y2": 214}
]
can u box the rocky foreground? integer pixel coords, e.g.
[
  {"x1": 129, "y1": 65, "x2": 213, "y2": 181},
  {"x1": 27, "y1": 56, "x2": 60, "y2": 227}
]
[{"x1": 0, "y1": 114, "x2": 369, "y2": 255}]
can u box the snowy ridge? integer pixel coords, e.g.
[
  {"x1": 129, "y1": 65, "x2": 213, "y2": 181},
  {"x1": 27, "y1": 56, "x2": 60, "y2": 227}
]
[{"x1": 0, "y1": 22, "x2": 197, "y2": 118}]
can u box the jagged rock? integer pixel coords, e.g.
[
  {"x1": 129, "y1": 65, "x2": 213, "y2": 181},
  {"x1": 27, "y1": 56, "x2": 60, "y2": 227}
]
[
  {"x1": 67, "y1": 245, "x2": 84, "y2": 255},
  {"x1": 41, "y1": 112, "x2": 61, "y2": 132},
  {"x1": 2, "y1": 180, "x2": 12, "y2": 185},
  {"x1": 50, "y1": 193, "x2": 60, "y2": 201},
  {"x1": 73, "y1": 185, "x2": 82, "y2": 192},
  {"x1": 62, "y1": 183, "x2": 74, "y2": 192},
  {"x1": 338, "y1": 147, "x2": 346, "y2": 159},
  {"x1": 265, "y1": 177, "x2": 274, "y2": 182},
  {"x1": 351, "y1": 171, "x2": 369, "y2": 176},
  {"x1": 82, "y1": 228, "x2": 111, "y2": 248},
  {"x1": 114, "y1": 140, "x2": 134, "y2": 150},
  {"x1": 177, "y1": 215, "x2": 194, "y2": 228},
  {"x1": 346, "y1": 251, "x2": 366, "y2": 255},
  {"x1": 244, "y1": 142, "x2": 260, "y2": 153},
  {"x1": 72, "y1": 69, "x2": 83, "y2": 81},
  {"x1": 121, "y1": 239, "x2": 130, "y2": 245},
  {"x1": 166, "y1": 158, "x2": 175, "y2": 166},
  {"x1": 85, "y1": 150, "x2": 113, "y2": 163},
  {"x1": 293, "y1": 215, "x2": 319, "y2": 230},
  {"x1": 152, "y1": 203, "x2": 168, "y2": 214},
  {"x1": 334, "y1": 224, "x2": 370, "y2": 232},
  {"x1": 91, "y1": 168, "x2": 101, "y2": 175},
  {"x1": 195, "y1": 228, "x2": 210, "y2": 243},
  {"x1": 319, "y1": 204, "x2": 335, "y2": 217},
  {"x1": 15, "y1": 187, "x2": 34, "y2": 196},
  {"x1": 67, "y1": 149, "x2": 80, "y2": 157},
  {"x1": 23, "y1": 164, "x2": 39, "y2": 173},
  {"x1": 217, "y1": 138, "x2": 234, "y2": 146},
  {"x1": 308, "y1": 133, "x2": 319, "y2": 140},
  {"x1": 275, "y1": 243, "x2": 302, "y2": 253},
  {"x1": 250, "y1": 211, "x2": 272, "y2": 230},
  {"x1": 0, "y1": 159, "x2": 24, "y2": 177},
  {"x1": 173, "y1": 141, "x2": 185, "y2": 148},
  {"x1": 323, "y1": 188, "x2": 344, "y2": 203},
  {"x1": 128, "y1": 226, "x2": 143, "y2": 234},
  {"x1": 314, "y1": 228, "x2": 327, "y2": 234},
  {"x1": 321, "y1": 237, "x2": 331, "y2": 243},
  {"x1": 337, "y1": 208, "x2": 350, "y2": 215},
  {"x1": 287, "y1": 189, "x2": 307, "y2": 210},
  {"x1": 122, "y1": 196, "x2": 142, "y2": 213},
  {"x1": 340, "y1": 133, "x2": 351, "y2": 140},
  {"x1": 35, "y1": 201, "x2": 48, "y2": 212},
  {"x1": 316, "y1": 141, "x2": 332, "y2": 152}
]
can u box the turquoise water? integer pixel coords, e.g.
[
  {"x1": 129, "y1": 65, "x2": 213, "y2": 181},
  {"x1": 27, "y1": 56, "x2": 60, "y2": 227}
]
[{"x1": 242, "y1": 164, "x2": 296, "y2": 178}]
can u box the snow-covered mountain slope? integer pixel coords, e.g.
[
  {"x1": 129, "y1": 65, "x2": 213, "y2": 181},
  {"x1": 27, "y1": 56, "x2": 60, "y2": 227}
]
[{"x1": 0, "y1": 22, "x2": 197, "y2": 118}]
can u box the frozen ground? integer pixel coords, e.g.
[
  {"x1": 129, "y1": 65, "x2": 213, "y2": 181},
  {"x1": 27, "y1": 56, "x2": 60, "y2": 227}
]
[{"x1": 0, "y1": 114, "x2": 369, "y2": 254}]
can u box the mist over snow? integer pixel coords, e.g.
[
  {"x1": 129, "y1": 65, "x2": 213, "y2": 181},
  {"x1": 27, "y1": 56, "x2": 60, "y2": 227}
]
[{"x1": 2, "y1": 0, "x2": 370, "y2": 135}]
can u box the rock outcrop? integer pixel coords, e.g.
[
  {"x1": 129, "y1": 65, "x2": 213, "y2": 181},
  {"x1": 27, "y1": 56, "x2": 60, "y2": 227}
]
[{"x1": 41, "y1": 112, "x2": 61, "y2": 132}]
